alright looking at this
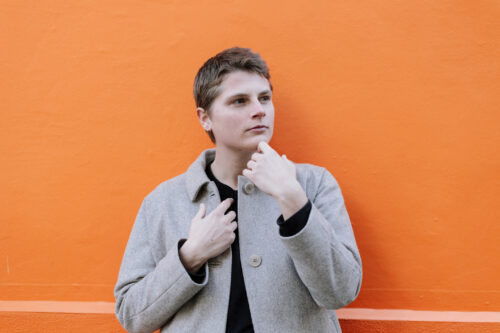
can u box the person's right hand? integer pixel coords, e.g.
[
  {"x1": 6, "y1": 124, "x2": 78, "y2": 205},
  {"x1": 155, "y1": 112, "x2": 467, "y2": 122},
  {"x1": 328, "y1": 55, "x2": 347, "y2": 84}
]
[{"x1": 179, "y1": 198, "x2": 237, "y2": 274}]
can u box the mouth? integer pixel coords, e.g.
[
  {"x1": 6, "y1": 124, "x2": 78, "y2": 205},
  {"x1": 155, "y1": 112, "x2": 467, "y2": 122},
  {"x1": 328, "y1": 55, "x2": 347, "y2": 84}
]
[{"x1": 248, "y1": 125, "x2": 268, "y2": 131}]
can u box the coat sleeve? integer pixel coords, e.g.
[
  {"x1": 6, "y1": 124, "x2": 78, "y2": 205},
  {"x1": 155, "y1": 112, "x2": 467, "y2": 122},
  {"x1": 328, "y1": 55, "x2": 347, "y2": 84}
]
[
  {"x1": 279, "y1": 167, "x2": 362, "y2": 309},
  {"x1": 114, "y1": 197, "x2": 209, "y2": 333}
]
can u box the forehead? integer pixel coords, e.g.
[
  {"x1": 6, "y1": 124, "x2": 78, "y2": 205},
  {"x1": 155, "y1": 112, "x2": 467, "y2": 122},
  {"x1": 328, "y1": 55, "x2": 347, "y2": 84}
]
[{"x1": 217, "y1": 70, "x2": 271, "y2": 97}]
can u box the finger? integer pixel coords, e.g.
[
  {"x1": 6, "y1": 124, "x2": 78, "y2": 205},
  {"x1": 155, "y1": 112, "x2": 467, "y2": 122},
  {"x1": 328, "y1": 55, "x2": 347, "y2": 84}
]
[
  {"x1": 258, "y1": 141, "x2": 274, "y2": 155},
  {"x1": 195, "y1": 203, "x2": 206, "y2": 220},
  {"x1": 251, "y1": 152, "x2": 262, "y2": 161},
  {"x1": 230, "y1": 221, "x2": 238, "y2": 231},
  {"x1": 257, "y1": 141, "x2": 264, "y2": 153},
  {"x1": 242, "y1": 168, "x2": 253, "y2": 179},
  {"x1": 215, "y1": 198, "x2": 234, "y2": 215},
  {"x1": 224, "y1": 210, "x2": 236, "y2": 222},
  {"x1": 229, "y1": 232, "x2": 236, "y2": 244},
  {"x1": 247, "y1": 160, "x2": 257, "y2": 170}
]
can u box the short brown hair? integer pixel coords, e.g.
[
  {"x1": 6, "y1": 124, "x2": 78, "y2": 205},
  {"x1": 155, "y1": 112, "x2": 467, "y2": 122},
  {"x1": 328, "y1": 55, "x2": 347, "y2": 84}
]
[{"x1": 193, "y1": 47, "x2": 272, "y2": 143}]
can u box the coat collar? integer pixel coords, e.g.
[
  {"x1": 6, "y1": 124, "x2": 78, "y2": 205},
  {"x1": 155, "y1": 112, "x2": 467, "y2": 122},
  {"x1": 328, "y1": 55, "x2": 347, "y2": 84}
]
[
  {"x1": 185, "y1": 148, "x2": 259, "y2": 202},
  {"x1": 185, "y1": 148, "x2": 216, "y2": 202}
]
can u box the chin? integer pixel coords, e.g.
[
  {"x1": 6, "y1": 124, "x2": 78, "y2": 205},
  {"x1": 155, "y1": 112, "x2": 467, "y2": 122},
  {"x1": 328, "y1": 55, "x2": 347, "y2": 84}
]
[
  {"x1": 228, "y1": 134, "x2": 272, "y2": 151},
  {"x1": 250, "y1": 137, "x2": 270, "y2": 148},
  {"x1": 231, "y1": 140, "x2": 263, "y2": 153},
  {"x1": 250, "y1": 133, "x2": 269, "y2": 141}
]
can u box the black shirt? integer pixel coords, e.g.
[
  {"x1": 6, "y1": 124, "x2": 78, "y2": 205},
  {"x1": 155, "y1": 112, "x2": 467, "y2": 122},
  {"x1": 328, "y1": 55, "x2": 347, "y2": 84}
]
[{"x1": 206, "y1": 161, "x2": 254, "y2": 333}]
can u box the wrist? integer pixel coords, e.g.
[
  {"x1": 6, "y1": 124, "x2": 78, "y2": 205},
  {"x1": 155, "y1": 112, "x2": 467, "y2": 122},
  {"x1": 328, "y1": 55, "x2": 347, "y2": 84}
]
[
  {"x1": 179, "y1": 240, "x2": 205, "y2": 274},
  {"x1": 274, "y1": 180, "x2": 309, "y2": 221},
  {"x1": 274, "y1": 180, "x2": 304, "y2": 202}
]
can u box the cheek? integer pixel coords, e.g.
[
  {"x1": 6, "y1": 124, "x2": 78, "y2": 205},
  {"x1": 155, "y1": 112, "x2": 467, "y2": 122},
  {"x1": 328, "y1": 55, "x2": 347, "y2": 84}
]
[
  {"x1": 266, "y1": 103, "x2": 275, "y2": 115},
  {"x1": 269, "y1": 109, "x2": 275, "y2": 120},
  {"x1": 224, "y1": 114, "x2": 246, "y2": 130},
  {"x1": 214, "y1": 114, "x2": 245, "y2": 135},
  {"x1": 228, "y1": 115, "x2": 243, "y2": 125}
]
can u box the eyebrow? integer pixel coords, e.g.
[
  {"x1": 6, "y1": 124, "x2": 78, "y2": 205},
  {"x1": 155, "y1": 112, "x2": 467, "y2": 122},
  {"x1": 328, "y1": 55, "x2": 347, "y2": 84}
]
[{"x1": 226, "y1": 90, "x2": 272, "y2": 100}]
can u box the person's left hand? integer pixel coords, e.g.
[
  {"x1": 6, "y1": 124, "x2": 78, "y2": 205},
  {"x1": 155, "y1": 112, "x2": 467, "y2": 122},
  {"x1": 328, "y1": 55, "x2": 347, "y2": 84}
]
[{"x1": 242, "y1": 141, "x2": 298, "y2": 198}]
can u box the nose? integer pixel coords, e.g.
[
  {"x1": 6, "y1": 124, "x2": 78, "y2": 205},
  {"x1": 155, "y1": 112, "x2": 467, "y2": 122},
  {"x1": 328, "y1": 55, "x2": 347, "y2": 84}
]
[{"x1": 251, "y1": 99, "x2": 266, "y2": 118}]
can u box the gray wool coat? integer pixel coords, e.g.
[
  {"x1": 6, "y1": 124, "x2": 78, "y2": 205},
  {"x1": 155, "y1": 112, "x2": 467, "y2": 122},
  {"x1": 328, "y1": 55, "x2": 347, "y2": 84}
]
[{"x1": 114, "y1": 148, "x2": 362, "y2": 333}]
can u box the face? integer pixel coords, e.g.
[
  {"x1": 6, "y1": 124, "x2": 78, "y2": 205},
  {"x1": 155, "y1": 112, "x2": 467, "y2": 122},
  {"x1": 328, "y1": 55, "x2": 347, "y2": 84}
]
[{"x1": 200, "y1": 70, "x2": 274, "y2": 152}]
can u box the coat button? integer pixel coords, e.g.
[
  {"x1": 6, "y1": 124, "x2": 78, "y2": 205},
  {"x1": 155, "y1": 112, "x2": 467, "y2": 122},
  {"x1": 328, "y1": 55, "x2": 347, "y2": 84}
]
[
  {"x1": 249, "y1": 254, "x2": 262, "y2": 267},
  {"x1": 243, "y1": 182, "x2": 255, "y2": 194}
]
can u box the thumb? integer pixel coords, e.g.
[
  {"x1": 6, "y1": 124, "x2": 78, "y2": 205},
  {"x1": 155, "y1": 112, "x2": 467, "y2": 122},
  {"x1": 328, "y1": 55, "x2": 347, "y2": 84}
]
[{"x1": 195, "y1": 203, "x2": 206, "y2": 220}]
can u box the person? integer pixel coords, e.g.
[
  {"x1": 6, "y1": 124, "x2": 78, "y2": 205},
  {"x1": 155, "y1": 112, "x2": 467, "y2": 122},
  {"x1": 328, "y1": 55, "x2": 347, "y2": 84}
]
[{"x1": 114, "y1": 47, "x2": 362, "y2": 333}]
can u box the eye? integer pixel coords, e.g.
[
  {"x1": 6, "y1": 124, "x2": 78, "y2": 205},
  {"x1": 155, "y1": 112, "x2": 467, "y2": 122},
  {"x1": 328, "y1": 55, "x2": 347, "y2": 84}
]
[
  {"x1": 259, "y1": 95, "x2": 271, "y2": 102},
  {"x1": 233, "y1": 98, "x2": 246, "y2": 105}
]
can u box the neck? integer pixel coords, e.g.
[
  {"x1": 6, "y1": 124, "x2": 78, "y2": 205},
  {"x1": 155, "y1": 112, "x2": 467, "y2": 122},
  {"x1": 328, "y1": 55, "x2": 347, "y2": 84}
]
[{"x1": 210, "y1": 145, "x2": 256, "y2": 190}]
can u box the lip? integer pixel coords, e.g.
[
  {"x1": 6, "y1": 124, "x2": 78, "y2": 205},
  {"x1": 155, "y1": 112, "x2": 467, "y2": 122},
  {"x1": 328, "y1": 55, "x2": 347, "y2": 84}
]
[{"x1": 248, "y1": 125, "x2": 267, "y2": 131}]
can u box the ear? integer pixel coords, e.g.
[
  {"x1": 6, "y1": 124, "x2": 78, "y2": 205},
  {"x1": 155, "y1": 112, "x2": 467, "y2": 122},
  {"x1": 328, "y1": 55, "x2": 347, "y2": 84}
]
[{"x1": 197, "y1": 107, "x2": 211, "y2": 130}]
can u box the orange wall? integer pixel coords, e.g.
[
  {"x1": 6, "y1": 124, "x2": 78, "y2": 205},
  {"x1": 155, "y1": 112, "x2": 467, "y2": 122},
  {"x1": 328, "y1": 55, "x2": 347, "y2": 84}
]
[
  {"x1": 0, "y1": 313, "x2": 498, "y2": 333},
  {"x1": 1, "y1": 0, "x2": 499, "y2": 323}
]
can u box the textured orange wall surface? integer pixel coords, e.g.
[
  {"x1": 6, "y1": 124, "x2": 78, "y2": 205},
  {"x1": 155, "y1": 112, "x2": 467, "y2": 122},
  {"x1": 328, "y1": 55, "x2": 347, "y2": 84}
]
[
  {"x1": 338, "y1": 319, "x2": 500, "y2": 333},
  {"x1": 0, "y1": 313, "x2": 125, "y2": 333},
  {"x1": 1, "y1": 0, "x2": 499, "y2": 323},
  {"x1": 0, "y1": 313, "x2": 497, "y2": 333}
]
